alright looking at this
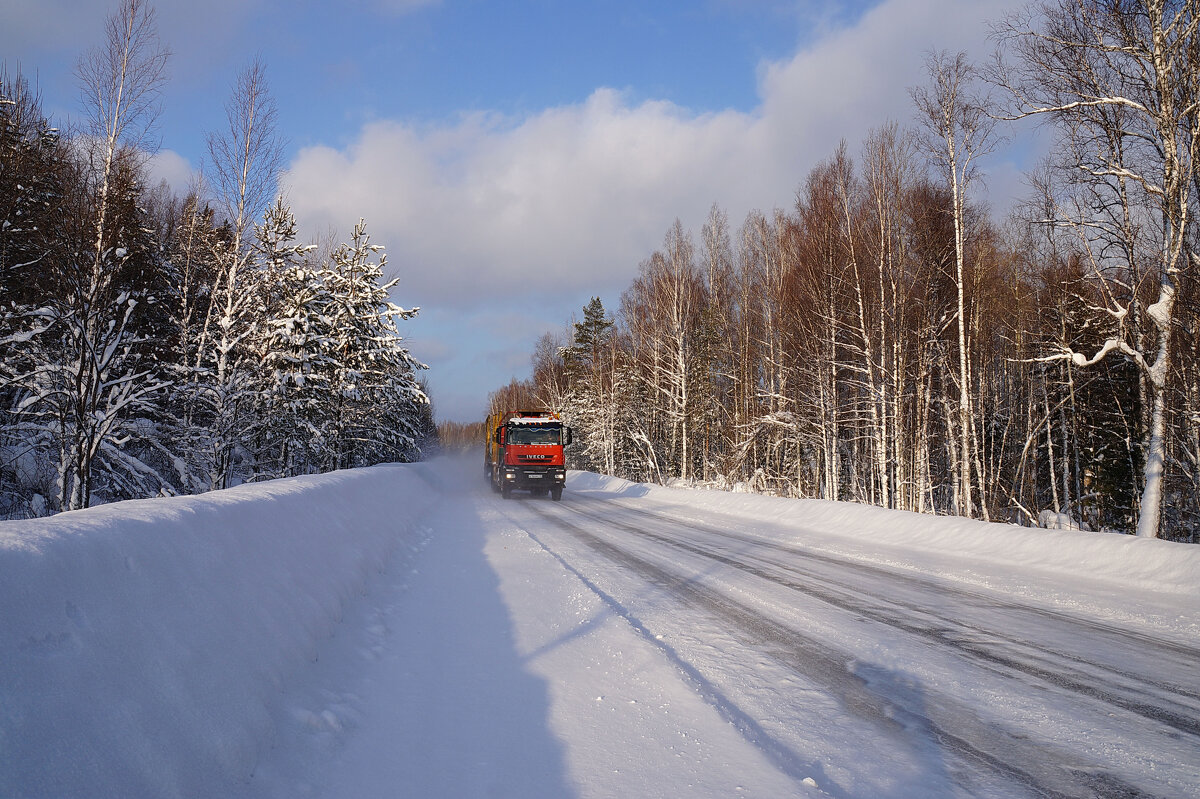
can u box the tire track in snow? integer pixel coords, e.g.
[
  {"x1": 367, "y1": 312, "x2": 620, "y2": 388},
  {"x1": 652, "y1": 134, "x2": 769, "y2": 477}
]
[
  {"x1": 522, "y1": 495, "x2": 1188, "y2": 799},
  {"x1": 565, "y1": 495, "x2": 1200, "y2": 740},
  {"x1": 498, "y1": 509, "x2": 833, "y2": 798},
  {"x1": 600, "y1": 495, "x2": 1200, "y2": 665},
  {"x1": 519, "y1": 501, "x2": 1134, "y2": 799}
]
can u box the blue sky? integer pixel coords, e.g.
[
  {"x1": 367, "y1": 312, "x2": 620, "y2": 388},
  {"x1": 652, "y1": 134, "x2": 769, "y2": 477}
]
[{"x1": 3, "y1": 0, "x2": 1032, "y2": 423}]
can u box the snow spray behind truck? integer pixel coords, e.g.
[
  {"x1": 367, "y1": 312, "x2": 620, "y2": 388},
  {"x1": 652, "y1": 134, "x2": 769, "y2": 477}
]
[{"x1": 484, "y1": 410, "x2": 573, "y2": 500}]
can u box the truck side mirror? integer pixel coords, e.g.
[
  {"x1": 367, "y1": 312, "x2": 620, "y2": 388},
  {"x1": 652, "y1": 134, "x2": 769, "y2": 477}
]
[
  {"x1": 564, "y1": 428, "x2": 573, "y2": 446},
  {"x1": 494, "y1": 428, "x2": 504, "y2": 444}
]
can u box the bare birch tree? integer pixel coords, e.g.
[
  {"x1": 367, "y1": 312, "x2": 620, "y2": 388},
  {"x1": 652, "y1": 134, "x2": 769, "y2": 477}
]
[
  {"x1": 912, "y1": 51, "x2": 999, "y2": 519},
  {"x1": 863, "y1": 123, "x2": 919, "y2": 510},
  {"x1": 699, "y1": 204, "x2": 736, "y2": 480},
  {"x1": 37, "y1": 0, "x2": 170, "y2": 509},
  {"x1": 196, "y1": 59, "x2": 284, "y2": 488},
  {"x1": 993, "y1": 0, "x2": 1200, "y2": 538}
]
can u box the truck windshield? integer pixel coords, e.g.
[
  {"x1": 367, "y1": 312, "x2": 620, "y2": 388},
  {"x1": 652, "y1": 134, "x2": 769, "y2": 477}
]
[{"x1": 507, "y1": 425, "x2": 561, "y2": 445}]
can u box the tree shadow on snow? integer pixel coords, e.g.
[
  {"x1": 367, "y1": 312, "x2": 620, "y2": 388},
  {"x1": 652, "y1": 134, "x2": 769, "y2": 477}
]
[
  {"x1": 850, "y1": 662, "x2": 961, "y2": 798},
  {"x1": 376, "y1": 497, "x2": 577, "y2": 798},
  {"x1": 271, "y1": 461, "x2": 578, "y2": 799}
]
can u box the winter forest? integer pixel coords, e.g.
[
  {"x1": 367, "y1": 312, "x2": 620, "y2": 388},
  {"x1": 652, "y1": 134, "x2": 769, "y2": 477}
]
[
  {"x1": 489, "y1": 2, "x2": 1200, "y2": 542},
  {"x1": 0, "y1": 2, "x2": 432, "y2": 519}
]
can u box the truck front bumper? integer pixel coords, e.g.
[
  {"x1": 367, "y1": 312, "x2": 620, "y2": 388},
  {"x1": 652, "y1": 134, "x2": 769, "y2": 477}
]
[{"x1": 502, "y1": 465, "x2": 566, "y2": 489}]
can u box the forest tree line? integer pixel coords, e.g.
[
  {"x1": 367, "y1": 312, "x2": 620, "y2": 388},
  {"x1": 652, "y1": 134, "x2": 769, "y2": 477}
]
[
  {"x1": 492, "y1": 1, "x2": 1200, "y2": 542},
  {"x1": 0, "y1": 1, "x2": 433, "y2": 519}
]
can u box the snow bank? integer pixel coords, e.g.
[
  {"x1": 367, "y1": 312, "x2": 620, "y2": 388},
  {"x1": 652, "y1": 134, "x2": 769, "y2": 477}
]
[
  {"x1": 0, "y1": 462, "x2": 439, "y2": 799},
  {"x1": 569, "y1": 472, "x2": 1200, "y2": 595}
]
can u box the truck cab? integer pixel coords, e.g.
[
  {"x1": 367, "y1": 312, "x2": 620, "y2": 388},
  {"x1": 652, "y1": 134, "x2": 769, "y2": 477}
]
[{"x1": 486, "y1": 410, "x2": 573, "y2": 500}]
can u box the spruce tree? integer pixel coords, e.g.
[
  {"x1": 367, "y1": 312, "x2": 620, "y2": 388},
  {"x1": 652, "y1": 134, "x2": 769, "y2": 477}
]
[
  {"x1": 254, "y1": 198, "x2": 322, "y2": 476},
  {"x1": 320, "y1": 219, "x2": 426, "y2": 469},
  {"x1": 562, "y1": 297, "x2": 615, "y2": 473}
]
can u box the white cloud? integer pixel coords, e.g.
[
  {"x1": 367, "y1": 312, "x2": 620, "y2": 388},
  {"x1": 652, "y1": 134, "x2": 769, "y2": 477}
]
[
  {"x1": 144, "y1": 149, "x2": 196, "y2": 195},
  {"x1": 285, "y1": 89, "x2": 759, "y2": 310},
  {"x1": 281, "y1": 0, "x2": 1035, "y2": 420},
  {"x1": 285, "y1": 0, "x2": 1027, "y2": 314}
]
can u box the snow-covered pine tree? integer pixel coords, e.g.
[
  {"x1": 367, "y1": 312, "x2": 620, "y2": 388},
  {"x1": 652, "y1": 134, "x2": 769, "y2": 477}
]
[
  {"x1": 253, "y1": 197, "x2": 325, "y2": 476},
  {"x1": 14, "y1": 154, "x2": 174, "y2": 511},
  {"x1": 319, "y1": 219, "x2": 426, "y2": 470},
  {"x1": 0, "y1": 72, "x2": 67, "y2": 516},
  {"x1": 12, "y1": 1, "x2": 174, "y2": 511}
]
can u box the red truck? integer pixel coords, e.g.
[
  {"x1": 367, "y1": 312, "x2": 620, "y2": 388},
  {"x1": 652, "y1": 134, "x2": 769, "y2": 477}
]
[{"x1": 485, "y1": 410, "x2": 573, "y2": 500}]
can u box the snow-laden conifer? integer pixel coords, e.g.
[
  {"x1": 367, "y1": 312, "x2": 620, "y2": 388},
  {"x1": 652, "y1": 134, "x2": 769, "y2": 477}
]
[
  {"x1": 3, "y1": 0, "x2": 174, "y2": 512},
  {"x1": 318, "y1": 219, "x2": 427, "y2": 469},
  {"x1": 254, "y1": 197, "x2": 324, "y2": 476},
  {"x1": 561, "y1": 297, "x2": 618, "y2": 475}
]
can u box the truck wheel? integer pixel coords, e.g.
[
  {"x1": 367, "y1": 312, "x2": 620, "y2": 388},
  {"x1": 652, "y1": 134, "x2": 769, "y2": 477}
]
[
  {"x1": 501, "y1": 482, "x2": 513, "y2": 499},
  {"x1": 551, "y1": 487, "x2": 563, "y2": 502}
]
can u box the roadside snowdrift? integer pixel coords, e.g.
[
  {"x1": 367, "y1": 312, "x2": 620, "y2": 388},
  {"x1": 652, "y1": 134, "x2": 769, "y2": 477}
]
[
  {"x1": 0, "y1": 463, "x2": 439, "y2": 799},
  {"x1": 570, "y1": 472, "x2": 1200, "y2": 596}
]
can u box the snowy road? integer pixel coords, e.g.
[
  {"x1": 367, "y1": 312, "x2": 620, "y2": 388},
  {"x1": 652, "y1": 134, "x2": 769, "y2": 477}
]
[
  {"x1": 514, "y1": 493, "x2": 1200, "y2": 798},
  {"x1": 249, "y1": 460, "x2": 1200, "y2": 799}
]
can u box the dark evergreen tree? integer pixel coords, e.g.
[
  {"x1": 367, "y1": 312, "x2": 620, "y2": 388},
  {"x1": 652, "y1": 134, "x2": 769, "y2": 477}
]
[
  {"x1": 561, "y1": 297, "x2": 616, "y2": 473},
  {"x1": 318, "y1": 219, "x2": 427, "y2": 469}
]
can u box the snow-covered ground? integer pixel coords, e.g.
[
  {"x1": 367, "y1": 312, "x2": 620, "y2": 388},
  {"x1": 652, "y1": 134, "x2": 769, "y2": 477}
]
[{"x1": 2, "y1": 456, "x2": 1198, "y2": 798}]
